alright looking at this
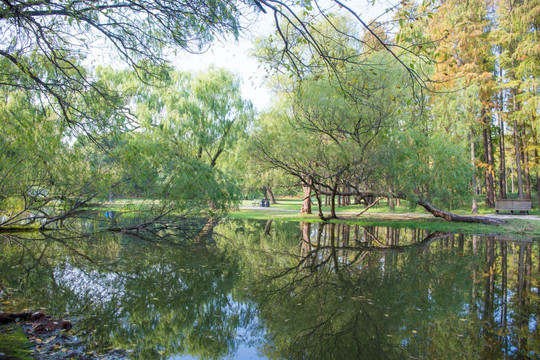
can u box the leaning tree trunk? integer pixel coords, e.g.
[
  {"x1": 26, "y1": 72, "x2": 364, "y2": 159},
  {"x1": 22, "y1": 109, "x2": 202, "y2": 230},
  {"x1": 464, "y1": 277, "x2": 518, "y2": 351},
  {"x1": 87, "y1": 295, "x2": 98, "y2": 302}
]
[
  {"x1": 313, "y1": 186, "x2": 325, "y2": 219},
  {"x1": 264, "y1": 219, "x2": 273, "y2": 236},
  {"x1": 194, "y1": 218, "x2": 219, "y2": 244},
  {"x1": 266, "y1": 185, "x2": 277, "y2": 204},
  {"x1": 417, "y1": 199, "x2": 506, "y2": 225}
]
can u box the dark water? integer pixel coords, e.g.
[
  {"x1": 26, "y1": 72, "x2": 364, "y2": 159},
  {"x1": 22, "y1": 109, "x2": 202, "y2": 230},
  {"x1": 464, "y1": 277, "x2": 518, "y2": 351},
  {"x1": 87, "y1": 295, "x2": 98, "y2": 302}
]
[{"x1": 0, "y1": 217, "x2": 539, "y2": 359}]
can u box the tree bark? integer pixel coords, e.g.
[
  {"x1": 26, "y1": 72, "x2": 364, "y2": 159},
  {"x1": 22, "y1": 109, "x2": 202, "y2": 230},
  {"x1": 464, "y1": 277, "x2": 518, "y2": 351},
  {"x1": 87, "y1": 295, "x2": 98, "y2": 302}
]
[
  {"x1": 482, "y1": 107, "x2": 496, "y2": 207},
  {"x1": 329, "y1": 189, "x2": 337, "y2": 219},
  {"x1": 510, "y1": 153, "x2": 515, "y2": 193},
  {"x1": 356, "y1": 197, "x2": 380, "y2": 216},
  {"x1": 388, "y1": 195, "x2": 395, "y2": 211},
  {"x1": 301, "y1": 185, "x2": 312, "y2": 214},
  {"x1": 266, "y1": 185, "x2": 277, "y2": 204},
  {"x1": 417, "y1": 198, "x2": 505, "y2": 225},
  {"x1": 497, "y1": 92, "x2": 507, "y2": 199},
  {"x1": 313, "y1": 186, "x2": 325, "y2": 219},
  {"x1": 536, "y1": 150, "x2": 540, "y2": 210},
  {"x1": 521, "y1": 127, "x2": 531, "y2": 199},
  {"x1": 513, "y1": 119, "x2": 524, "y2": 199},
  {"x1": 471, "y1": 136, "x2": 478, "y2": 213},
  {"x1": 264, "y1": 219, "x2": 273, "y2": 236}
]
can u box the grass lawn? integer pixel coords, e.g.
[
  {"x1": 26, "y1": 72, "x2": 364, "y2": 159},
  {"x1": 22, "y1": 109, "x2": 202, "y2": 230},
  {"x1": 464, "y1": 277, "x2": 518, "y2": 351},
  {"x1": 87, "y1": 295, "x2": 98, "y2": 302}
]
[
  {"x1": 242, "y1": 192, "x2": 540, "y2": 216},
  {"x1": 237, "y1": 193, "x2": 540, "y2": 237}
]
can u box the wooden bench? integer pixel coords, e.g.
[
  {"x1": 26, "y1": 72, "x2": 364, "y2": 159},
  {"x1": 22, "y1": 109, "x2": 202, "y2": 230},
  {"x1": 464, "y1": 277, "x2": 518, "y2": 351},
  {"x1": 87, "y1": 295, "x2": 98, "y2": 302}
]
[
  {"x1": 495, "y1": 199, "x2": 532, "y2": 215},
  {"x1": 252, "y1": 199, "x2": 260, "y2": 206}
]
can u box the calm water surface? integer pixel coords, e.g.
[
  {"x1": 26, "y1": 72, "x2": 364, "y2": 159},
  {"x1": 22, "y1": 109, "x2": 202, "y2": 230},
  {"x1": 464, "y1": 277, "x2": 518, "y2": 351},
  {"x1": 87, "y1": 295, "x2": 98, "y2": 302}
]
[{"x1": 0, "y1": 217, "x2": 538, "y2": 359}]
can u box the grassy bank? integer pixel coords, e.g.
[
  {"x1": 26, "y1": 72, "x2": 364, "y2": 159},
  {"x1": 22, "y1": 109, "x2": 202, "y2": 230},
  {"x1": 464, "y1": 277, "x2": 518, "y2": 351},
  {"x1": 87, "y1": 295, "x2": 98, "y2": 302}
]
[
  {"x1": 232, "y1": 202, "x2": 540, "y2": 237},
  {"x1": 242, "y1": 193, "x2": 540, "y2": 216}
]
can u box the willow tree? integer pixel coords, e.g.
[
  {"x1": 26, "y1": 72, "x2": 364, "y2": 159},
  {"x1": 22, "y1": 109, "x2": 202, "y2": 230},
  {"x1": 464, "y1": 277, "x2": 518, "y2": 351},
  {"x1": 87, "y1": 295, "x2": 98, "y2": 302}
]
[
  {"x1": 95, "y1": 67, "x2": 254, "y2": 216},
  {"x1": 0, "y1": 85, "x2": 120, "y2": 229},
  {"x1": 253, "y1": 53, "x2": 418, "y2": 219}
]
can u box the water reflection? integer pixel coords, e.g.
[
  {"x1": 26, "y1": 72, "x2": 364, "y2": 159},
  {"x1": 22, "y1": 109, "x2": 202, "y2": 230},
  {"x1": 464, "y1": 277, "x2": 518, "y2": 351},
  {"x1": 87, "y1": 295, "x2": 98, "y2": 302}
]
[{"x1": 0, "y1": 219, "x2": 538, "y2": 359}]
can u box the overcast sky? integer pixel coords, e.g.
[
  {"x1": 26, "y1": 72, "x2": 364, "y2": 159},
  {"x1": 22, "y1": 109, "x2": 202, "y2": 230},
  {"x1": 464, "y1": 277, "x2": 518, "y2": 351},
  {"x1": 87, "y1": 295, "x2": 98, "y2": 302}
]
[{"x1": 171, "y1": 1, "x2": 397, "y2": 112}]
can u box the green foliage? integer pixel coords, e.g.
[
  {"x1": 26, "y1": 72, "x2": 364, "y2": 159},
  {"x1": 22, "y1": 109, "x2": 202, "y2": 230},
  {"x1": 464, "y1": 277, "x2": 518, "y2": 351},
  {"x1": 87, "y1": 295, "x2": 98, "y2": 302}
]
[
  {"x1": 93, "y1": 67, "x2": 254, "y2": 215},
  {"x1": 0, "y1": 0, "x2": 245, "y2": 128},
  {"x1": 0, "y1": 65, "x2": 253, "y2": 228},
  {"x1": 381, "y1": 127, "x2": 473, "y2": 207},
  {"x1": 115, "y1": 131, "x2": 241, "y2": 214},
  {"x1": 0, "y1": 326, "x2": 33, "y2": 360},
  {"x1": 0, "y1": 83, "x2": 118, "y2": 227}
]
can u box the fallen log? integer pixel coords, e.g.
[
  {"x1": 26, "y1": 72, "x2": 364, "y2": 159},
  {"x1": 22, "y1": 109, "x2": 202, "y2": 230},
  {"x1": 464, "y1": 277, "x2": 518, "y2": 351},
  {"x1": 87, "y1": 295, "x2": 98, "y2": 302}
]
[{"x1": 417, "y1": 199, "x2": 506, "y2": 225}]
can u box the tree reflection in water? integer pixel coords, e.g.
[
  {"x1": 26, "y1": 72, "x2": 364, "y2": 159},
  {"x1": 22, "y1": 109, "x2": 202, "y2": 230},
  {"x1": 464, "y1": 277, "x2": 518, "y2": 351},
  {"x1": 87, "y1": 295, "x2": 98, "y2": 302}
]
[
  {"x1": 0, "y1": 219, "x2": 538, "y2": 359},
  {"x1": 242, "y1": 222, "x2": 539, "y2": 360}
]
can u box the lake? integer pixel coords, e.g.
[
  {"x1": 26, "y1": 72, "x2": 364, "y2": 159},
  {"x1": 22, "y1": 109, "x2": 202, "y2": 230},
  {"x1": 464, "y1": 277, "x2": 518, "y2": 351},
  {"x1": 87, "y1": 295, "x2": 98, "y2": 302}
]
[{"x1": 0, "y1": 216, "x2": 538, "y2": 359}]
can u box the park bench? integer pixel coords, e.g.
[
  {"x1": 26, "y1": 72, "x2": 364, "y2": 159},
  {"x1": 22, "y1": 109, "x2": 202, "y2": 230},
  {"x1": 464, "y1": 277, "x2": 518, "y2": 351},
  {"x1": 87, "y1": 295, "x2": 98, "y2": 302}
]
[
  {"x1": 495, "y1": 199, "x2": 532, "y2": 215},
  {"x1": 251, "y1": 199, "x2": 270, "y2": 207}
]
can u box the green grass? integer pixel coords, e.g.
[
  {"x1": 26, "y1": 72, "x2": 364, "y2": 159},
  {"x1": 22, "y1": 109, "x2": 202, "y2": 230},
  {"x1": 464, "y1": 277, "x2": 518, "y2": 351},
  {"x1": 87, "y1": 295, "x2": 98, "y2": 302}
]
[
  {"x1": 235, "y1": 194, "x2": 540, "y2": 237},
  {"x1": 243, "y1": 192, "x2": 540, "y2": 216},
  {"x1": 231, "y1": 209, "x2": 540, "y2": 237},
  {"x1": 0, "y1": 326, "x2": 33, "y2": 360}
]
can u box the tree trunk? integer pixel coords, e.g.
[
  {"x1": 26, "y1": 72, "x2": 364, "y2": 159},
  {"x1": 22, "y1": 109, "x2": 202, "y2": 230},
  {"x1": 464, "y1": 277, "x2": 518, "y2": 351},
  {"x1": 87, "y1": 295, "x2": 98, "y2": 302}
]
[
  {"x1": 521, "y1": 129, "x2": 531, "y2": 199},
  {"x1": 264, "y1": 219, "x2": 273, "y2": 236},
  {"x1": 482, "y1": 108, "x2": 496, "y2": 207},
  {"x1": 417, "y1": 198, "x2": 506, "y2": 225},
  {"x1": 471, "y1": 136, "x2": 478, "y2": 214},
  {"x1": 388, "y1": 188, "x2": 395, "y2": 211},
  {"x1": 510, "y1": 153, "x2": 515, "y2": 193},
  {"x1": 513, "y1": 119, "x2": 524, "y2": 199},
  {"x1": 536, "y1": 150, "x2": 540, "y2": 210},
  {"x1": 301, "y1": 185, "x2": 312, "y2": 214},
  {"x1": 313, "y1": 187, "x2": 325, "y2": 219},
  {"x1": 300, "y1": 222, "x2": 312, "y2": 258},
  {"x1": 497, "y1": 94, "x2": 507, "y2": 199},
  {"x1": 194, "y1": 218, "x2": 218, "y2": 243},
  {"x1": 266, "y1": 185, "x2": 277, "y2": 204},
  {"x1": 329, "y1": 189, "x2": 337, "y2": 219}
]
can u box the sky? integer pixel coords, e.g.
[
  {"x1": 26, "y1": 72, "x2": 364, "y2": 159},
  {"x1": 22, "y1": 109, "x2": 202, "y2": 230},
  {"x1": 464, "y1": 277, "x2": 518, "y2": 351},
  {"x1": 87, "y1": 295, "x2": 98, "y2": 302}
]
[{"x1": 171, "y1": 1, "x2": 397, "y2": 112}]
